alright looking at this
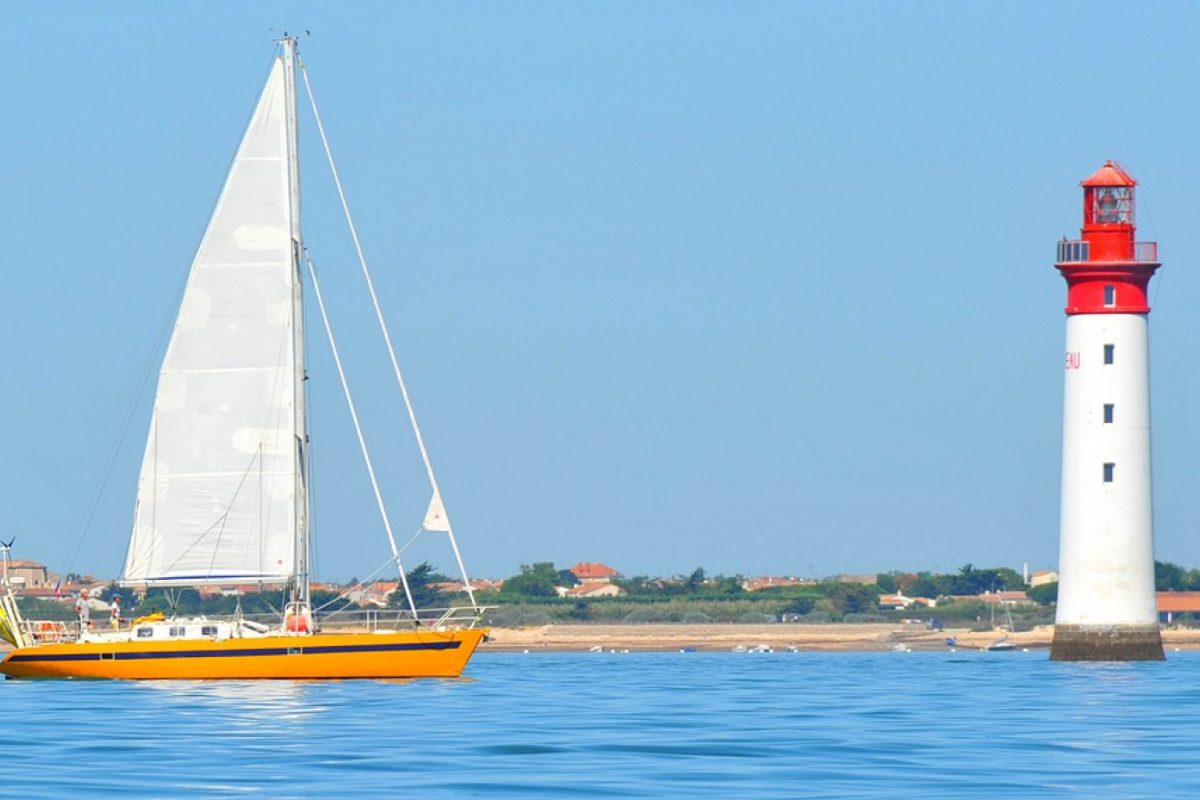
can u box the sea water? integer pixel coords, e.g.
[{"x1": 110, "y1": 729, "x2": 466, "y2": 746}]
[{"x1": 1, "y1": 650, "x2": 1199, "y2": 798}]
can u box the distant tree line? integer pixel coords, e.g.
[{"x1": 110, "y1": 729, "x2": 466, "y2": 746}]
[
  {"x1": 875, "y1": 564, "x2": 1025, "y2": 598},
  {"x1": 26, "y1": 559, "x2": 1200, "y2": 626}
]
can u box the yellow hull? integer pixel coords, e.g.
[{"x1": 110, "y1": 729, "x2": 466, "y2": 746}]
[{"x1": 0, "y1": 628, "x2": 487, "y2": 680}]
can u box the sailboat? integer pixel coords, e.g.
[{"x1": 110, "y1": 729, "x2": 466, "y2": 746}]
[
  {"x1": 0, "y1": 38, "x2": 487, "y2": 679},
  {"x1": 984, "y1": 599, "x2": 1017, "y2": 652}
]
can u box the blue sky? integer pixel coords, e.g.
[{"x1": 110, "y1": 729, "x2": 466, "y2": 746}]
[{"x1": 3, "y1": 3, "x2": 1200, "y2": 583}]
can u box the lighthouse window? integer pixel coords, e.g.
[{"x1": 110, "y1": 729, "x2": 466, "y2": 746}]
[
  {"x1": 1104, "y1": 344, "x2": 1115, "y2": 364},
  {"x1": 1103, "y1": 404, "x2": 1114, "y2": 423},
  {"x1": 1103, "y1": 462, "x2": 1115, "y2": 483},
  {"x1": 1090, "y1": 186, "x2": 1133, "y2": 225},
  {"x1": 1104, "y1": 285, "x2": 1116, "y2": 307}
]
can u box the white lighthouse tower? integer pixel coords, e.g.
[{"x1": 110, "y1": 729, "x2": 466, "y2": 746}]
[{"x1": 1052, "y1": 161, "x2": 1163, "y2": 661}]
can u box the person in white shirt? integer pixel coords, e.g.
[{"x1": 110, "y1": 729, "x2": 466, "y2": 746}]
[{"x1": 75, "y1": 589, "x2": 91, "y2": 633}]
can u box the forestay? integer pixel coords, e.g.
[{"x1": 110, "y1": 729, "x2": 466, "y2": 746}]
[{"x1": 123, "y1": 57, "x2": 304, "y2": 586}]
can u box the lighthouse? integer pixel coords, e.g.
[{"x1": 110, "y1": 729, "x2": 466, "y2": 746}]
[{"x1": 1052, "y1": 161, "x2": 1164, "y2": 661}]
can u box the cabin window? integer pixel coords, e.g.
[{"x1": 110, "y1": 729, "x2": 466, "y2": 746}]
[
  {"x1": 136, "y1": 627, "x2": 153, "y2": 639},
  {"x1": 1104, "y1": 285, "x2": 1116, "y2": 307},
  {"x1": 1103, "y1": 462, "x2": 1115, "y2": 483},
  {"x1": 1103, "y1": 404, "x2": 1114, "y2": 423},
  {"x1": 169, "y1": 626, "x2": 186, "y2": 637},
  {"x1": 1104, "y1": 344, "x2": 1115, "y2": 365},
  {"x1": 201, "y1": 626, "x2": 218, "y2": 637}
]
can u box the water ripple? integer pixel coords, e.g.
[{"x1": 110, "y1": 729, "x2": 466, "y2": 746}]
[{"x1": 2, "y1": 652, "x2": 1200, "y2": 797}]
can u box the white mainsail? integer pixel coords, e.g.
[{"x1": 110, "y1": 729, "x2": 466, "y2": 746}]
[{"x1": 123, "y1": 56, "x2": 304, "y2": 586}]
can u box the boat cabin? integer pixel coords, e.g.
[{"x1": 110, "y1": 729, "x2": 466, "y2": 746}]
[{"x1": 132, "y1": 620, "x2": 234, "y2": 641}]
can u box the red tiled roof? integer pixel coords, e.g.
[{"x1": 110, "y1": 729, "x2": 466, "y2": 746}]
[
  {"x1": 471, "y1": 579, "x2": 504, "y2": 591},
  {"x1": 1157, "y1": 592, "x2": 1200, "y2": 614},
  {"x1": 13, "y1": 587, "x2": 64, "y2": 599},
  {"x1": 571, "y1": 563, "x2": 618, "y2": 579},
  {"x1": 743, "y1": 576, "x2": 812, "y2": 592},
  {"x1": 7, "y1": 560, "x2": 46, "y2": 569}
]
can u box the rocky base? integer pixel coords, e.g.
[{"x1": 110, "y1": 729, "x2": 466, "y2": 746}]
[{"x1": 1051, "y1": 624, "x2": 1164, "y2": 661}]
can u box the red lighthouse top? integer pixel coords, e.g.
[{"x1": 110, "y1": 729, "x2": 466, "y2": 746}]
[{"x1": 1055, "y1": 161, "x2": 1159, "y2": 315}]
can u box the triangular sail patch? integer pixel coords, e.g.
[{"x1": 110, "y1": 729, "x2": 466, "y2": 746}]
[{"x1": 422, "y1": 491, "x2": 451, "y2": 532}]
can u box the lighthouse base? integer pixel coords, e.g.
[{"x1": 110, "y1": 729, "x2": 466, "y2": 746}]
[{"x1": 1050, "y1": 624, "x2": 1164, "y2": 661}]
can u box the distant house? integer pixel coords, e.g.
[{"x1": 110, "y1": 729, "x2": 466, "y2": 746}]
[
  {"x1": 557, "y1": 583, "x2": 622, "y2": 599},
  {"x1": 14, "y1": 587, "x2": 64, "y2": 600},
  {"x1": 954, "y1": 590, "x2": 1033, "y2": 607},
  {"x1": 742, "y1": 576, "x2": 814, "y2": 592},
  {"x1": 837, "y1": 574, "x2": 878, "y2": 586},
  {"x1": 6, "y1": 559, "x2": 52, "y2": 589},
  {"x1": 347, "y1": 581, "x2": 398, "y2": 608},
  {"x1": 1157, "y1": 591, "x2": 1200, "y2": 624},
  {"x1": 570, "y1": 563, "x2": 621, "y2": 585},
  {"x1": 1030, "y1": 570, "x2": 1058, "y2": 588},
  {"x1": 878, "y1": 593, "x2": 937, "y2": 610},
  {"x1": 431, "y1": 578, "x2": 504, "y2": 595}
]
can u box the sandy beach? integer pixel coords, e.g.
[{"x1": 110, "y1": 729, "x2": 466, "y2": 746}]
[
  {"x1": 478, "y1": 623, "x2": 1200, "y2": 653},
  {"x1": 2, "y1": 624, "x2": 1199, "y2": 657}
]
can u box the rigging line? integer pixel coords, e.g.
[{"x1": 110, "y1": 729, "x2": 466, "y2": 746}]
[
  {"x1": 299, "y1": 61, "x2": 478, "y2": 608},
  {"x1": 158, "y1": 450, "x2": 261, "y2": 576},
  {"x1": 309, "y1": 532, "x2": 428, "y2": 617},
  {"x1": 303, "y1": 249, "x2": 417, "y2": 616},
  {"x1": 311, "y1": 553, "x2": 397, "y2": 613},
  {"x1": 65, "y1": 254, "x2": 191, "y2": 581}
]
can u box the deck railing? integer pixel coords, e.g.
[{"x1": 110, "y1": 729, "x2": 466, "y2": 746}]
[
  {"x1": 1056, "y1": 239, "x2": 1159, "y2": 263},
  {"x1": 19, "y1": 605, "x2": 488, "y2": 644}
]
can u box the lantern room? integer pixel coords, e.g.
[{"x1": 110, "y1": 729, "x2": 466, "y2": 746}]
[
  {"x1": 1083, "y1": 161, "x2": 1135, "y2": 227},
  {"x1": 1055, "y1": 161, "x2": 1159, "y2": 316}
]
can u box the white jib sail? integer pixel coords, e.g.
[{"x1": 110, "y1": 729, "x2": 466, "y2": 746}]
[
  {"x1": 422, "y1": 490, "x2": 450, "y2": 532},
  {"x1": 123, "y1": 57, "x2": 302, "y2": 586}
]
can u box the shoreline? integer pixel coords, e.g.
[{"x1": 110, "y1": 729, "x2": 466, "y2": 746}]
[
  {"x1": 478, "y1": 623, "x2": 1200, "y2": 653},
  {"x1": 2, "y1": 623, "x2": 1198, "y2": 656}
]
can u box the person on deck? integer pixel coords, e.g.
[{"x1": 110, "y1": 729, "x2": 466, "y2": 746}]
[
  {"x1": 109, "y1": 595, "x2": 122, "y2": 630},
  {"x1": 75, "y1": 589, "x2": 91, "y2": 633}
]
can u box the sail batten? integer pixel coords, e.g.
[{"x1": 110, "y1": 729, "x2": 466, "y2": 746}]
[{"x1": 123, "y1": 57, "x2": 302, "y2": 587}]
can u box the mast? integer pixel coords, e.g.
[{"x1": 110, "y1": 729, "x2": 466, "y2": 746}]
[{"x1": 281, "y1": 36, "x2": 310, "y2": 610}]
